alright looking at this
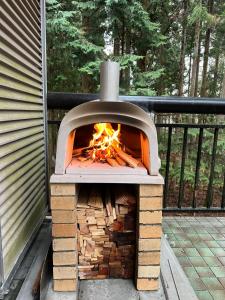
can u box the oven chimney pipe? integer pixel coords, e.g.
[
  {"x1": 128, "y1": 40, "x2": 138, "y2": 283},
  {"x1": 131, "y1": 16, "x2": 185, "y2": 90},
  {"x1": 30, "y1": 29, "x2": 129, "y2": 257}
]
[{"x1": 100, "y1": 61, "x2": 120, "y2": 101}]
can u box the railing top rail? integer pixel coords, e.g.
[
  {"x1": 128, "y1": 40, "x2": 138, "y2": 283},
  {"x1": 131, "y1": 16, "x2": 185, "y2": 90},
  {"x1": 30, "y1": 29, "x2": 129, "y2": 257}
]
[{"x1": 47, "y1": 92, "x2": 225, "y2": 114}]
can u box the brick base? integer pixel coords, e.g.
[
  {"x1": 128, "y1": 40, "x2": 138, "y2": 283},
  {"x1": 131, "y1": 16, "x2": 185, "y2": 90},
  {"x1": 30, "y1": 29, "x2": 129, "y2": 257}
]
[
  {"x1": 50, "y1": 183, "x2": 79, "y2": 292},
  {"x1": 50, "y1": 183, "x2": 163, "y2": 292},
  {"x1": 136, "y1": 184, "x2": 163, "y2": 291}
]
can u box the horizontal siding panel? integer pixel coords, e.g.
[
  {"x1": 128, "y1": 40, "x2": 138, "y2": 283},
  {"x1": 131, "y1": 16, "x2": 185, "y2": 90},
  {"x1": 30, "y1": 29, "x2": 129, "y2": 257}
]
[
  {"x1": 0, "y1": 147, "x2": 44, "y2": 182},
  {"x1": 1, "y1": 32, "x2": 41, "y2": 68},
  {"x1": 19, "y1": 1, "x2": 41, "y2": 32},
  {"x1": 0, "y1": 119, "x2": 43, "y2": 134},
  {"x1": 0, "y1": 111, "x2": 43, "y2": 122},
  {"x1": 0, "y1": 88, "x2": 42, "y2": 104},
  {"x1": 0, "y1": 126, "x2": 43, "y2": 147},
  {"x1": 0, "y1": 65, "x2": 41, "y2": 89},
  {"x1": 1, "y1": 176, "x2": 45, "y2": 230},
  {"x1": 0, "y1": 140, "x2": 44, "y2": 169},
  {"x1": 0, "y1": 132, "x2": 44, "y2": 158},
  {"x1": 1, "y1": 18, "x2": 41, "y2": 61},
  {"x1": 0, "y1": 75, "x2": 41, "y2": 96},
  {"x1": 0, "y1": 154, "x2": 44, "y2": 192},
  {"x1": 2, "y1": 185, "x2": 45, "y2": 240},
  {"x1": 24, "y1": 0, "x2": 41, "y2": 23},
  {"x1": 1, "y1": 7, "x2": 41, "y2": 54},
  {"x1": 0, "y1": 99, "x2": 43, "y2": 111},
  {"x1": 0, "y1": 160, "x2": 45, "y2": 208},
  {"x1": 1, "y1": 1, "x2": 41, "y2": 48},
  {"x1": 0, "y1": 53, "x2": 41, "y2": 83},
  {"x1": 0, "y1": 42, "x2": 42, "y2": 76},
  {"x1": 9, "y1": 1, "x2": 40, "y2": 38},
  {"x1": 3, "y1": 195, "x2": 45, "y2": 277}
]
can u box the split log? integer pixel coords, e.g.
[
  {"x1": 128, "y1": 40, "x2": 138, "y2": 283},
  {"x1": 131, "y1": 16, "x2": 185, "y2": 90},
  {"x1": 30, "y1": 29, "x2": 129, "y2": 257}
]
[
  {"x1": 113, "y1": 146, "x2": 139, "y2": 168},
  {"x1": 106, "y1": 158, "x2": 119, "y2": 167},
  {"x1": 115, "y1": 155, "x2": 126, "y2": 166}
]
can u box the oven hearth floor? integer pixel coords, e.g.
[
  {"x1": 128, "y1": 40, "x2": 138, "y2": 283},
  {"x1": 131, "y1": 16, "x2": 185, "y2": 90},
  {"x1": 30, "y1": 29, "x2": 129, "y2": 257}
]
[{"x1": 66, "y1": 158, "x2": 147, "y2": 175}]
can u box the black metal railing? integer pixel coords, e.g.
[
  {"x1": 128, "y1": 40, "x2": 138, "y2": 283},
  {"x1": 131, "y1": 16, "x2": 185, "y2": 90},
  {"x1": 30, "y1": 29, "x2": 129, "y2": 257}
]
[{"x1": 47, "y1": 92, "x2": 225, "y2": 213}]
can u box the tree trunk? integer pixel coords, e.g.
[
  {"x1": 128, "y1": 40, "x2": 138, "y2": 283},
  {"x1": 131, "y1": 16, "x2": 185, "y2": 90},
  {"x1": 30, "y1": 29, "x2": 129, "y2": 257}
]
[
  {"x1": 189, "y1": 19, "x2": 201, "y2": 97},
  {"x1": 188, "y1": 54, "x2": 192, "y2": 95},
  {"x1": 194, "y1": 33, "x2": 201, "y2": 96},
  {"x1": 114, "y1": 37, "x2": 120, "y2": 56},
  {"x1": 178, "y1": 0, "x2": 188, "y2": 96},
  {"x1": 200, "y1": 0, "x2": 214, "y2": 97},
  {"x1": 211, "y1": 52, "x2": 220, "y2": 96},
  {"x1": 220, "y1": 70, "x2": 225, "y2": 98}
]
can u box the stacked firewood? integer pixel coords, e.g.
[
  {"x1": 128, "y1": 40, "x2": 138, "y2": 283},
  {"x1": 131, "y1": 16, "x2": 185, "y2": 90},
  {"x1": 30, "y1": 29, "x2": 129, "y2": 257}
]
[{"x1": 77, "y1": 185, "x2": 137, "y2": 279}]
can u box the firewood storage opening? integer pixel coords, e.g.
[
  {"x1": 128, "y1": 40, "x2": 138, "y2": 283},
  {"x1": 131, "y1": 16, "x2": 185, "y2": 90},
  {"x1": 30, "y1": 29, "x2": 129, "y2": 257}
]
[{"x1": 77, "y1": 184, "x2": 137, "y2": 280}]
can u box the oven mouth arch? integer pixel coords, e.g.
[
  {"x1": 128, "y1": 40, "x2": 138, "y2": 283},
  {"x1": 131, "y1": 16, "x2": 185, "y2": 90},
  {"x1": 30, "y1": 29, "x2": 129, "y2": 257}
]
[{"x1": 54, "y1": 101, "x2": 160, "y2": 176}]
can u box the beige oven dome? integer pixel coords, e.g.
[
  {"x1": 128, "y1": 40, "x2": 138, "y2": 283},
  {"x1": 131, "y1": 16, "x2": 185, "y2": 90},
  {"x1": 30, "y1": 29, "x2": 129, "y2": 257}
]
[{"x1": 54, "y1": 100, "x2": 160, "y2": 176}]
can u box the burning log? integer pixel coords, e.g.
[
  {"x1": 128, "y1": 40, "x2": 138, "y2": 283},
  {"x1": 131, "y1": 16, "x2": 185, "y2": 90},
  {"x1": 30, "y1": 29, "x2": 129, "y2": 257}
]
[{"x1": 73, "y1": 123, "x2": 141, "y2": 169}]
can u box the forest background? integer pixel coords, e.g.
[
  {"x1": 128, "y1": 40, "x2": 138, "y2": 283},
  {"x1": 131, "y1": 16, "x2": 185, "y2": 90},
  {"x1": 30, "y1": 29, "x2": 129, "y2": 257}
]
[{"x1": 46, "y1": 0, "x2": 225, "y2": 208}]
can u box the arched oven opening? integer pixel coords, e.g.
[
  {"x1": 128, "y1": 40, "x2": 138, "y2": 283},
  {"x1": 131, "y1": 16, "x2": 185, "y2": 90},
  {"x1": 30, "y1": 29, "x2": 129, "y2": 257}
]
[{"x1": 67, "y1": 123, "x2": 149, "y2": 176}]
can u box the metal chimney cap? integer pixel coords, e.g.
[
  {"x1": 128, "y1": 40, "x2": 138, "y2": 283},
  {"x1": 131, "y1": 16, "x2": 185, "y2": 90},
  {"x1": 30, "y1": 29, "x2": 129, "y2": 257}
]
[{"x1": 99, "y1": 61, "x2": 120, "y2": 101}]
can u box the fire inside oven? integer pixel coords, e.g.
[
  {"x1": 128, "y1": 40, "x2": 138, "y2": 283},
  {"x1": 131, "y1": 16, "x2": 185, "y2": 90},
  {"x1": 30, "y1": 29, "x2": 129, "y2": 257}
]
[{"x1": 66, "y1": 123, "x2": 149, "y2": 175}]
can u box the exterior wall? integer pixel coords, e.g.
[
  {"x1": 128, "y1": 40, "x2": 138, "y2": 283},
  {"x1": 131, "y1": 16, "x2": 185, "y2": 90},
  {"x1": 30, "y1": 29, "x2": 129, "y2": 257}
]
[{"x1": 0, "y1": 0, "x2": 47, "y2": 289}]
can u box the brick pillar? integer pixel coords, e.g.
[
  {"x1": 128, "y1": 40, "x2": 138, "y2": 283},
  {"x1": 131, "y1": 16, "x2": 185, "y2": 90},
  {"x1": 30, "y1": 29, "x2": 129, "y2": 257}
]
[
  {"x1": 136, "y1": 184, "x2": 163, "y2": 291},
  {"x1": 50, "y1": 183, "x2": 78, "y2": 292}
]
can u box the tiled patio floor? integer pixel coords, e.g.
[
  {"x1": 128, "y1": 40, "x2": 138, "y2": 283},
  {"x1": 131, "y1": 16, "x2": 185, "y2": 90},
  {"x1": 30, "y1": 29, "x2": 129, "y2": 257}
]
[{"x1": 163, "y1": 216, "x2": 225, "y2": 300}]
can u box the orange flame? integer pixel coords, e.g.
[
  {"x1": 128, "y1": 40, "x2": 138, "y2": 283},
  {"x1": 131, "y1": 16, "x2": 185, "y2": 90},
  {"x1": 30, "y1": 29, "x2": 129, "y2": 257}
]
[{"x1": 89, "y1": 123, "x2": 121, "y2": 161}]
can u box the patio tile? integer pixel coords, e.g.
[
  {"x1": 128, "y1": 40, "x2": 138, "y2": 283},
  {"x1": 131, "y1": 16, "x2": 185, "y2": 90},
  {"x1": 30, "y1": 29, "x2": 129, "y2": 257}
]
[
  {"x1": 217, "y1": 241, "x2": 225, "y2": 247},
  {"x1": 197, "y1": 248, "x2": 214, "y2": 257},
  {"x1": 168, "y1": 240, "x2": 180, "y2": 248},
  {"x1": 211, "y1": 234, "x2": 225, "y2": 241},
  {"x1": 210, "y1": 248, "x2": 225, "y2": 257},
  {"x1": 193, "y1": 241, "x2": 208, "y2": 248},
  {"x1": 205, "y1": 241, "x2": 220, "y2": 248},
  {"x1": 173, "y1": 248, "x2": 186, "y2": 257},
  {"x1": 166, "y1": 233, "x2": 176, "y2": 241},
  {"x1": 198, "y1": 234, "x2": 213, "y2": 241},
  {"x1": 218, "y1": 277, "x2": 225, "y2": 288},
  {"x1": 209, "y1": 290, "x2": 225, "y2": 299},
  {"x1": 184, "y1": 248, "x2": 200, "y2": 257},
  {"x1": 196, "y1": 291, "x2": 213, "y2": 300},
  {"x1": 187, "y1": 233, "x2": 201, "y2": 242},
  {"x1": 195, "y1": 267, "x2": 214, "y2": 278},
  {"x1": 216, "y1": 227, "x2": 225, "y2": 234},
  {"x1": 210, "y1": 266, "x2": 225, "y2": 278},
  {"x1": 178, "y1": 240, "x2": 193, "y2": 247},
  {"x1": 171, "y1": 227, "x2": 184, "y2": 233},
  {"x1": 206, "y1": 228, "x2": 219, "y2": 234},
  {"x1": 175, "y1": 233, "x2": 188, "y2": 240},
  {"x1": 188, "y1": 277, "x2": 207, "y2": 291},
  {"x1": 189, "y1": 257, "x2": 207, "y2": 267},
  {"x1": 163, "y1": 227, "x2": 172, "y2": 233},
  {"x1": 218, "y1": 256, "x2": 225, "y2": 265},
  {"x1": 201, "y1": 278, "x2": 223, "y2": 290},
  {"x1": 203, "y1": 257, "x2": 222, "y2": 267},
  {"x1": 183, "y1": 266, "x2": 199, "y2": 279},
  {"x1": 177, "y1": 256, "x2": 192, "y2": 267}
]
